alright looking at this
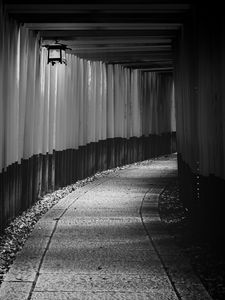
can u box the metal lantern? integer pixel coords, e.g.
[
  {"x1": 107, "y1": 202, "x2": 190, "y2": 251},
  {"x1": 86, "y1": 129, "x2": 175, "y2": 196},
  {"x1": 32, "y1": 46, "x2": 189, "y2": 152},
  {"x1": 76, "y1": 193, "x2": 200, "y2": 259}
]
[{"x1": 46, "y1": 43, "x2": 67, "y2": 65}]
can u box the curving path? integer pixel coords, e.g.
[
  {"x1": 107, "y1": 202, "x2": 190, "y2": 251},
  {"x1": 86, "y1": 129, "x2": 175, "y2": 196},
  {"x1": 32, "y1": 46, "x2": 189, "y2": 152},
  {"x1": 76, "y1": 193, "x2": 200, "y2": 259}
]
[{"x1": 0, "y1": 156, "x2": 212, "y2": 300}]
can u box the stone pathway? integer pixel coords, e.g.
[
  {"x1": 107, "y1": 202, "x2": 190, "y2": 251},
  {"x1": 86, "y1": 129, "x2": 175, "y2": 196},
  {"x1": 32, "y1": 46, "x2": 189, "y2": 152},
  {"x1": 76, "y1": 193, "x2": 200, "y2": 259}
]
[{"x1": 0, "y1": 156, "x2": 212, "y2": 299}]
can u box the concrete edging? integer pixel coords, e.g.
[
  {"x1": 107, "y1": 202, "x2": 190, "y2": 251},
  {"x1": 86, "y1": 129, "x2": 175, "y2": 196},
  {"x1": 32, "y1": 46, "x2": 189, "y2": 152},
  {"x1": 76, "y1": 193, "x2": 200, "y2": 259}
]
[{"x1": 141, "y1": 189, "x2": 213, "y2": 300}]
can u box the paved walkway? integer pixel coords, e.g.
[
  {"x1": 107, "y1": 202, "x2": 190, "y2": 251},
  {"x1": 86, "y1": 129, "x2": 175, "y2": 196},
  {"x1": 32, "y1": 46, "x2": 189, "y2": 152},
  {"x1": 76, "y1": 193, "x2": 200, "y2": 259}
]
[{"x1": 0, "y1": 156, "x2": 212, "y2": 300}]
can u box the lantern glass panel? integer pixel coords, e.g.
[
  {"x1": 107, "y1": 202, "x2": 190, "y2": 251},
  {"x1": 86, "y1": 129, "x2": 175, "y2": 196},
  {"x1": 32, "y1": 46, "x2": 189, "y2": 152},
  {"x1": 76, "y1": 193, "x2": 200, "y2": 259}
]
[
  {"x1": 62, "y1": 49, "x2": 66, "y2": 61},
  {"x1": 49, "y1": 48, "x2": 61, "y2": 59}
]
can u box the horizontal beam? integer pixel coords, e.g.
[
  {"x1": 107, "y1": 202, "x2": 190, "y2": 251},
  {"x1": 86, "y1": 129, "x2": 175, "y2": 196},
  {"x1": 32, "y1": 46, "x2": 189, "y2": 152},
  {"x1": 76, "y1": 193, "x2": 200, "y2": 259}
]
[
  {"x1": 120, "y1": 61, "x2": 173, "y2": 66},
  {"x1": 63, "y1": 46, "x2": 172, "y2": 52},
  {"x1": 26, "y1": 23, "x2": 181, "y2": 30},
  {"x1": 40, "y1": 31, "x2": 176, "y2": 43},
  {"x1": 70, "y1": 50, "x2": 173, "y2": 56},
  {"x1": 141, "y1": 68, "x2": 173, "y2": 72},
  {"x1": 72, "y1": 53, "x2": 173, "y2": 63},
  {"x1": 43, "y1": 37, "x2": 172, "y2": 44},
  {"x1": 5, "y1": 3, "x2": 190, "y2": 14},
  {"x1": 11, "y1": 14, "x2": 188, "y2": 23}
]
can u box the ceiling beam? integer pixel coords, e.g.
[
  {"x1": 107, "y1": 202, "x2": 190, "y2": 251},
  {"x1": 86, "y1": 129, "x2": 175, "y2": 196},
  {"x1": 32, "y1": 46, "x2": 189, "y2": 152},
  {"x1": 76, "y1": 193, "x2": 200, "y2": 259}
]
[
  {"x1": 141, "y1": 68, "x2": 173, "y2": 73},
  {"x1": 39, "y1": 30, "x2": 176, "y2": 40},
  {"x1": 43, "y1": 37, "x2": 172, "y2": 44},
  {"x1": 5, "y1": 3, "x2": 190, "y2": 14},
  {"x1": 71, "y1": 53, "x2": 173, "y2": 62},
  {"x1": 26, "y1": 23, "x2": 181, "y2": 30},
  {"x1": 119, "y1": 60, "x2": 173, "y2": 66},
  {"x1": 68, "y1": 47, "x2": 172, "y2": 53}
]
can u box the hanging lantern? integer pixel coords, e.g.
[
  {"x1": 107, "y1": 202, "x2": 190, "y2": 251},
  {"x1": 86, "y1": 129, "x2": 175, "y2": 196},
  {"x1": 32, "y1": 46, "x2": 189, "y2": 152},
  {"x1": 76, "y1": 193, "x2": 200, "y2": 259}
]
[{"x1": 45, "y1": 43, "x2": 68, "y2": 65}]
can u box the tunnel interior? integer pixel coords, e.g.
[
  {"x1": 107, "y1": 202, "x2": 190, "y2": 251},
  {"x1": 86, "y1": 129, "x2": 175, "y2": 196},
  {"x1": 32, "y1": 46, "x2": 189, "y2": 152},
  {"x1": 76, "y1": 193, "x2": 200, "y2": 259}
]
[{"x1": 0, "y1": 1, "x2": 225, "y2": 239}]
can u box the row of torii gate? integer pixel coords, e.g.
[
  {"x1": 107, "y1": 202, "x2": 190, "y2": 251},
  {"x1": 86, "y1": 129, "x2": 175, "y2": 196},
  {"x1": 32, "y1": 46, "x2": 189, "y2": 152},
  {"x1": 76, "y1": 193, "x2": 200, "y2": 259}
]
[{"x1": 0, "y1": 2, "x2": 225, "y2": 239}]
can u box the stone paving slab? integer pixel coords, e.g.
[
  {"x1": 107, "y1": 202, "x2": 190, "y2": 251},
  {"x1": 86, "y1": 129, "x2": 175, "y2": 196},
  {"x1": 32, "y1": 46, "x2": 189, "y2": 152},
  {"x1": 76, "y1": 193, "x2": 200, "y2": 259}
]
[
  {"x1": 40, "y1": 248, "x2": 161, "y2": 274},
  {"x1": 0, "y1": 156, "x2": 213, "y2": 300},
  {"x1": 66, "y1": 209, "x2": 141, "y2": 218},
  {"x1": 40, "y1": 261, "x2": 164, "y2": 276},
  {"x1": 51, "y1": 225, "x2": 147, "y2": 241},
  {"x1": 0, "y1": 282, "x2": 32, "y2": 300},
  {"x1": 59, "y1": 216, "x2": 143, "y2": 224},
  {"x1": 42, "y1": 246, "x2": 158, "y2": 263},
  {"x1": 31, "y1": 291, "x2": 179, "y2": 300},
  {"x1": 34, "y1": 273, "x2": 173, "y2": 292},
  {"x1": 42, "y1": 239, "x2": 153, "y2": 250}
]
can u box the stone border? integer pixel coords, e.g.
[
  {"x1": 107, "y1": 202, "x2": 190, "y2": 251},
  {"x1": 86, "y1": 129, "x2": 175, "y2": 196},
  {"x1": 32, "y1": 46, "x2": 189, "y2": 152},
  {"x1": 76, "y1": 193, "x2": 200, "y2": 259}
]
[{"x1": 141, "y1": 189, "x2": 213, "y2": 300}]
